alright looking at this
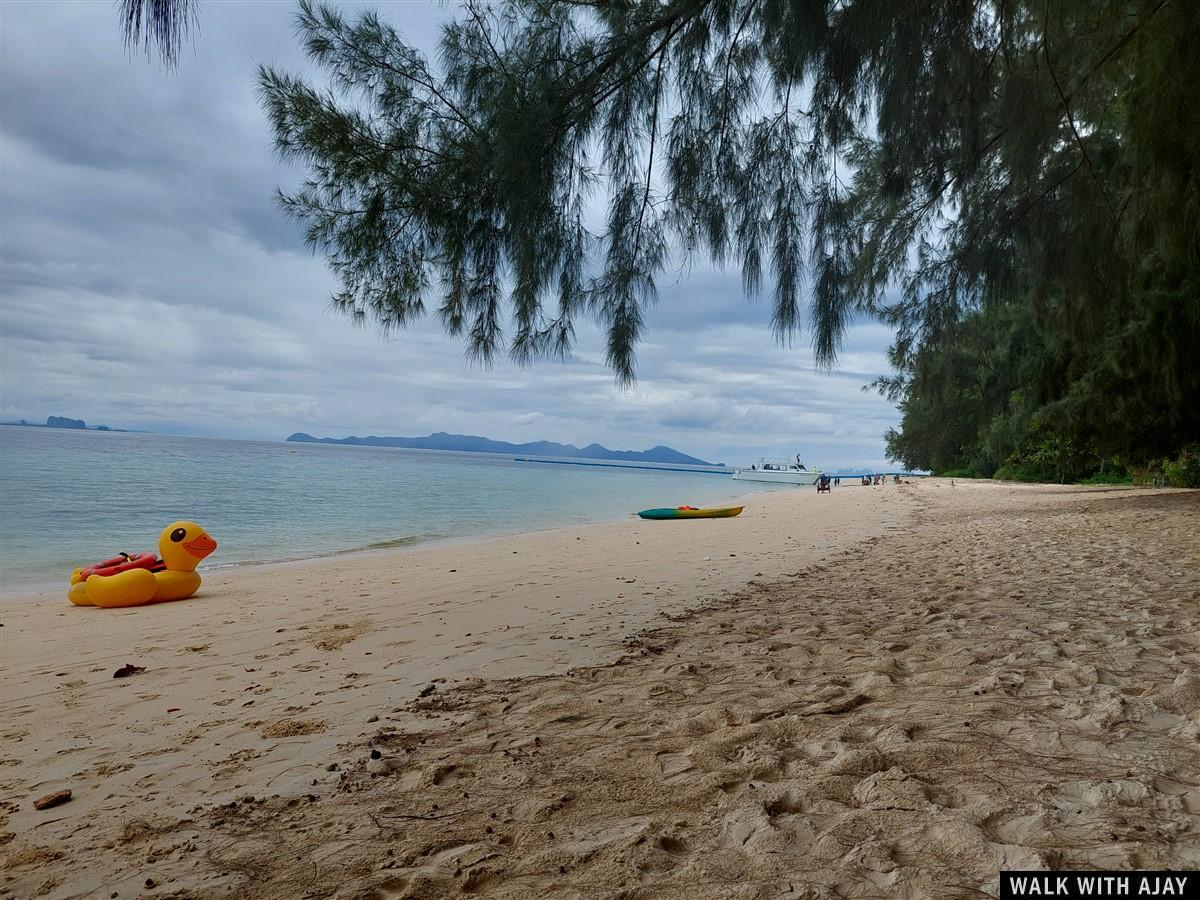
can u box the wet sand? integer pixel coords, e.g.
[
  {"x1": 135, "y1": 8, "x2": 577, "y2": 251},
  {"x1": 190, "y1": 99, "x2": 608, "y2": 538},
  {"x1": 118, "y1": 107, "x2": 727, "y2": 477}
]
[{"x1": 1, "y1": 481, "x2": 1197, "y2": 898}]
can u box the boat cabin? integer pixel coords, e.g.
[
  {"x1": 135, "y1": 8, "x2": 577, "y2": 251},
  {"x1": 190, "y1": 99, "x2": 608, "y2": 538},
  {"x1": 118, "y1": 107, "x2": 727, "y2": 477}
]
[{"x1": 748, "y1": 457, "x2": 808, "y2": 472}]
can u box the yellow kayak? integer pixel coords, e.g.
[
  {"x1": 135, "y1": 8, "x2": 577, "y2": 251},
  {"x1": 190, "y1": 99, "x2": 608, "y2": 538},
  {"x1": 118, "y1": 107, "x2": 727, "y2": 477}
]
[{"x1": 636, "y1": 505, "x2": 744, "y2": 520}]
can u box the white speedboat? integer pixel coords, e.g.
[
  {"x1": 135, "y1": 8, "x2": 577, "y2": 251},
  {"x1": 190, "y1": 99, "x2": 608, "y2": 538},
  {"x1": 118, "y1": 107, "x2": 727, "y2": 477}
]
[{"x1": 732, "y1": 456, "x2": 822, "y2": 485}]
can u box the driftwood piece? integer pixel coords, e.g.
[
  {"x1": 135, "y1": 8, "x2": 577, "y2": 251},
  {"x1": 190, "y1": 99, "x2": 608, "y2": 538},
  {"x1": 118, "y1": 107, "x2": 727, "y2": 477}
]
[{"x1": 33, "y1": 789, "x2": 72, "y2": 810}]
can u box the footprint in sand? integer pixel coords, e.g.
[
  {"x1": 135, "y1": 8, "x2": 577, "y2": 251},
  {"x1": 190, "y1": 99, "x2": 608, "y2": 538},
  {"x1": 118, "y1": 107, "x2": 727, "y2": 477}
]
[
  {"x1": 260, "y1": 719, "x2": 327, "y2": 738},
  {"x1": 307, "y1": 620, "x2": 372, "y2": 652}
]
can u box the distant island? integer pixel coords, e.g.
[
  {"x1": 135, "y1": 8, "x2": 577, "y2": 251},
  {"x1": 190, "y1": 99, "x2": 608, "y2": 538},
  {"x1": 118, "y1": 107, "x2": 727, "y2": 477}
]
[
  {"x1": 286, "y1": 431, "x2": 722, "y2": 467},
  {"x1": 2, "y1": 416, "x2": 126, "y2": 432}
]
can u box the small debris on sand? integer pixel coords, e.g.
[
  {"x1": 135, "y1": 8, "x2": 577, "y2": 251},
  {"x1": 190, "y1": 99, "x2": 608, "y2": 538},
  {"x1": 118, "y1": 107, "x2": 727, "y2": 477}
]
[
  {"x1": 33, "y1": 789, "x2": 72, "y2": 810},
  {"x1": 366, "y1": 749, "x2": 400, "y2": 775},
  {"x1": 261, "y1": 719, "x2": 327, "y2": 738},
  {"x1": 112, "y1": 663, "x2": 145, "y2": 679}
]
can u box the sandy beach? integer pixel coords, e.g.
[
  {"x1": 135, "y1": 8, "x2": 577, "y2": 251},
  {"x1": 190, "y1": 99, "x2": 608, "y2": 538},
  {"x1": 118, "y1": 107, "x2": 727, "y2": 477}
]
[{"x1": 2, "y1": 481, "x2": 1198, "y2": 898}]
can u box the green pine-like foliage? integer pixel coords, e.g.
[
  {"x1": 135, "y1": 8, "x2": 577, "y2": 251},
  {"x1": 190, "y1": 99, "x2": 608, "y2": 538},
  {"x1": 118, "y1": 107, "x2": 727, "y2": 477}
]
[
  {"x1": 118, "y1": 0, "x2": 197, "y2": 68},
  {"x1": 258, "y1": 0, "x2": 1198, "y2": 473}
]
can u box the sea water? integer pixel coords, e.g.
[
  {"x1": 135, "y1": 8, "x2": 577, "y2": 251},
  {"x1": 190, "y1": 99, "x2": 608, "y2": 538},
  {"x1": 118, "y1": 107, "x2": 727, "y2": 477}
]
[{"x1": 0, "y1": 426, "x2": 780, "y2": 591}]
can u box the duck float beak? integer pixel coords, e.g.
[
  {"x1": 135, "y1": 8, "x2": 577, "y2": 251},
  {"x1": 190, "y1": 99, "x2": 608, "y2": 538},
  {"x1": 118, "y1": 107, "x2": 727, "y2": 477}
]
[{"x1": 184, "y1": 533, "x2": 218, "y2": 559}]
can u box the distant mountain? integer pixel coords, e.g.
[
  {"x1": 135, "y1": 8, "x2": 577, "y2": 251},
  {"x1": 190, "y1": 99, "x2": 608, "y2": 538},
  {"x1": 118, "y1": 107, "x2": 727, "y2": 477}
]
[
  {"x1": 46, "y1": 416, "x2": 87, "y2": 429},
  {"x1": 286, "y1": 431, "x2": 722, "y2": 467},
  {"x1": 1, "y1": 416, "x2": 126, "y2": 431}
]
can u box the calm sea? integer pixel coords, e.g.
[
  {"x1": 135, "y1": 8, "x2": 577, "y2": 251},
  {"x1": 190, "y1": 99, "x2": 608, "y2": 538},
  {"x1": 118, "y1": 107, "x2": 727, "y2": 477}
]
[{"x1": 0, "y1": 426, "x2": 778, "y2": 591}]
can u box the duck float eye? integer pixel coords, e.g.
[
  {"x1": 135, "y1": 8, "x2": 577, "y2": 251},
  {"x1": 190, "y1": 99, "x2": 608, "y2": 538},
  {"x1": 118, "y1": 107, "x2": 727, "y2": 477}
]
[{"x1": 170, "y1": 527, "x2": 187, "y2": 542}]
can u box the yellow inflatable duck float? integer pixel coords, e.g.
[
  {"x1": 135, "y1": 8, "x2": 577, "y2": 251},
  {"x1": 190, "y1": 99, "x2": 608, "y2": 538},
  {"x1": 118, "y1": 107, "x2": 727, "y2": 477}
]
[{"x1": 68, "y1": 521, "x2": 217, "y2": 608}]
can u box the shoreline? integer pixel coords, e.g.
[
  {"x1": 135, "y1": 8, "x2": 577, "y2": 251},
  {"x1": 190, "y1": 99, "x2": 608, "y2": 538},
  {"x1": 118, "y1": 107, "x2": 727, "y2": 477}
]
[
  {"x1": 1, "y1": 481, "x2": 912, "y2": 880},
  {"x1": 0, "y1": 482, "x2": 793, "y2": 601}
]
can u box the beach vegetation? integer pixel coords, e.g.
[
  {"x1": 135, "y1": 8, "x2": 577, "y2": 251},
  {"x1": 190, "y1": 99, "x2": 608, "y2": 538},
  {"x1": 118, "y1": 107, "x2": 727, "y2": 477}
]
[
  {"x1": 257, "y1": 0, "x2": 1197, "y2": 471},
  {"x1": 118, "y1": 0, "x2": 197, "y2": 68},
  {"x1": 1161, "y1": 444, "x2": 1200, "y2": 488},
  {"x1": 1076, "y1": 470, "x2": 1134, "y2": 486},
  {"x1": 935, "y1": 468, "x2": 983, "y2": 480}
]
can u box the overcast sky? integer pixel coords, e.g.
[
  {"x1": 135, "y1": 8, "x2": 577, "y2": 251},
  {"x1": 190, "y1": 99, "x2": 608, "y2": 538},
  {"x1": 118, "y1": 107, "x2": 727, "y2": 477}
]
[{"x1": 0, "y1": 1, "x2": 900, "y2": 468}]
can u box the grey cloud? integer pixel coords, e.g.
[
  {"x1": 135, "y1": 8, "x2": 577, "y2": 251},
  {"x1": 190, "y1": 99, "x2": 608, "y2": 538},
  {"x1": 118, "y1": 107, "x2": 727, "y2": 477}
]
[{"x1": 1, "y1": 1, "x2": 902, "y2": 469}]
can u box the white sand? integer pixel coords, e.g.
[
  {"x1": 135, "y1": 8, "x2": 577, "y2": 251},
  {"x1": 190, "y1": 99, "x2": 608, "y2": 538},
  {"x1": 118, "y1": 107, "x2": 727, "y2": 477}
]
[{"x1": 2, "y1": 481, "x2": 1197, "y2": 899}]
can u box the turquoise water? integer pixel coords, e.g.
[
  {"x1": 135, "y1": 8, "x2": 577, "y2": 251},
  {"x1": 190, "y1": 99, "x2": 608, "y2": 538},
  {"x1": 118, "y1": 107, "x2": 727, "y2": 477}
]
[{"x1": 0, "y1": 426, "x2": 779, "y2": 590}]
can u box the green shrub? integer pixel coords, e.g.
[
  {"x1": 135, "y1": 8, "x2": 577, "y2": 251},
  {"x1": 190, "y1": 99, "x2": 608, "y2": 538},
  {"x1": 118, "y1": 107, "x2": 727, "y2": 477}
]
[
  {"x1": 994, "y1": 463, "x2": 1053, "y2": 482},
  {"x1": 1130, "y1": 465, "x2": 1165, "y2": 486},
  {"x1": 1163, "y1": 444, "x2": 1200, "y2": 487},
  {"x1": 1076, "y1": 471, "x2": 1133, "y2": 485}
]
